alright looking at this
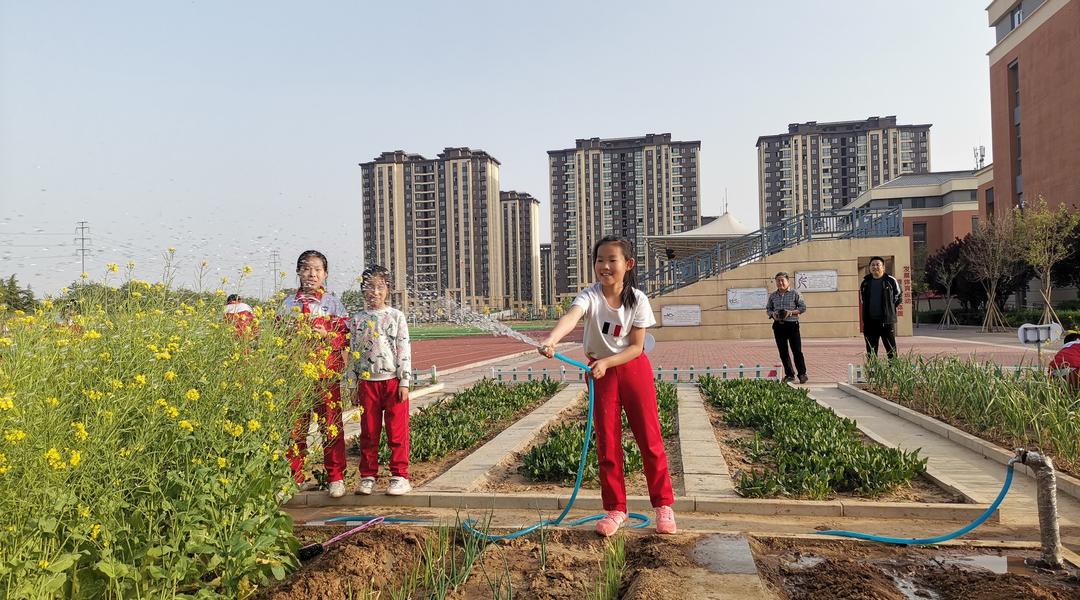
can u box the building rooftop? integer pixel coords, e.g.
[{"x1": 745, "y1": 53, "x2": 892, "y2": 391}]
[
  {"x1": 755, "y1": 116, "x2": 932, "y2": 146},
  {"x1": 548, "y1": 133, "x2": 700, "y2": 154},
  {"x1": 875, "y1": 170, "x2": 980, "y2": 189}
]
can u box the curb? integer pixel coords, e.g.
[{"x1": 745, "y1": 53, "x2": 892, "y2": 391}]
[
  {"x1": 838, "y1": 382, "x2": 1080, "y2": 502},
  {"x1": 285, "y1": 491, "x2": 993, "y2": 522}
]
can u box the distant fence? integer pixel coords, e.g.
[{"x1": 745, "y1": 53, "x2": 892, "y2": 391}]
[{"x1": 492, "y1": 363, "x2": 782, "y2": 383}]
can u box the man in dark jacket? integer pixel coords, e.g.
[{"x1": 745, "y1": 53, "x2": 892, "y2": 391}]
[{"x1": 860, "y1": 256, "x2": 902, "y2": 359}]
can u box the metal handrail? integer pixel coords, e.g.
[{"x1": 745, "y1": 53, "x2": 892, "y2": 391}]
[{"x1": 641, "y1": 207, "x2": 902, "y2": 297}]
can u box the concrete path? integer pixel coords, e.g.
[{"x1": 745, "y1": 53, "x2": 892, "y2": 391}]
[
  {"x1": 807, "y1": 384, "x2": 1080, "y2": 528},
  {"x1": 678, "y1": 386, "x2": 736, "y2": 497},
  {"x1": 420, "y1": 385, "x2": 584, "y2": 492}
]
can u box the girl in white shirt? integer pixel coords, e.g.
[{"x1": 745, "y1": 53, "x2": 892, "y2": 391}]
[{"x1": 540, "y1": 236, "x2": 676, "y2": 537}]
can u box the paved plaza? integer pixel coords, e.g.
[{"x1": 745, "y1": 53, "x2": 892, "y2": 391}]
[{"x1": 412, "y1": 325, "x2": 1048, "y2": 385}]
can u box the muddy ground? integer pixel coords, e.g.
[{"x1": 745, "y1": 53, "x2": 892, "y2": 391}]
[
  {"x1": 752, "y1": 536, "x2": 1080, "y2": 600},
  {"x1": 262, "y1": 525, "x2": 1080, "y2": 599}
]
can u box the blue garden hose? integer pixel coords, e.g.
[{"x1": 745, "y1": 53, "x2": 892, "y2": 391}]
[
  {"x1": 460, "y1": 352, "x2": 651, "y2": 540},
  {"x1": 816, "y1": 458, "x2": 1017, "y2": 545}
]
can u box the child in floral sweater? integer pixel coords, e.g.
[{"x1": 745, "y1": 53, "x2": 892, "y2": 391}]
[{"x1": 349, "y1": 265, "x2": 413, "y2": 495}]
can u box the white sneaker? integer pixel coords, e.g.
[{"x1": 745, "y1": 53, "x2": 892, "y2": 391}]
[
  {"x1": 328, "y1": 480, "x2": 346, "y2": 498},
  {"x1": 386, "y1": 476, "x2": 412, "y2": 496},
  {"x1": 356, "y1": 477, "x2": 376, "y2": 496}
]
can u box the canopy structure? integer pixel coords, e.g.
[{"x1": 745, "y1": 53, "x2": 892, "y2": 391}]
[{"x1": 645, "y1": 212, "x2": 756, "y2": 261}]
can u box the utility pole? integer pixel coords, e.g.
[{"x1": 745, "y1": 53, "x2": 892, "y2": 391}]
[
  {"x1": 268, "y1": 250, "x2": 280, "y2": 293},
  {"x1": 74, "y1": 221, "x2": 91, "y2": 275}
]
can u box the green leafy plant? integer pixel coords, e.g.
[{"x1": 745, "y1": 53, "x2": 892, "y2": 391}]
[
  {"x1": 864, "y1": 355, "x2": 1080, "y2": 470},
  {"x1": 520, "y1": 381, "x2": 676, "y2": 484},
  {"x1": 0, "y1": 264, "x2": 321, "y2": 598},
  {"x1": 699, "y1": 378, "x2": 926, "y2": 499}
]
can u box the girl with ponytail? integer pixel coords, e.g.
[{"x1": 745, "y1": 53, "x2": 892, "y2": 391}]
[{"x1": 539, "y1": 236, "x2": 676, "y2": 537}]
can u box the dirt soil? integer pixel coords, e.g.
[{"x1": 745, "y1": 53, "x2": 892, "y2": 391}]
[
  {"x1": 865, "y1": 384, "x2": 1080, "y2": 479},
  {"x1": 263, "y1": 526, "x2": 701, "y2": 600},
  {"x1": 703, "y1": 402, "x2": 965, "y2": 504},
  {"x1": 260, "y1": 526, "x2": 432, "y2": 599},
  {"x1": 752, "y1": 536, "x2": 1080, "y2": 600},
  {"x1": 479, "y1": 398, "x2": 685, "y2": 497}
]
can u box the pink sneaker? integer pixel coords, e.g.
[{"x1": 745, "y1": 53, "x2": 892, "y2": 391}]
[
  {"x1": 595, "y1": 510, "x2": 628, "y2": 537},
  {"x1": 655, "y1": 505, "x2": 677, "y2": 534}
]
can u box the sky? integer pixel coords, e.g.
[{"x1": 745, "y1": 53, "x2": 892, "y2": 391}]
[{"x1": 0, "y1": 1, "x2": 997, "y2": 298}]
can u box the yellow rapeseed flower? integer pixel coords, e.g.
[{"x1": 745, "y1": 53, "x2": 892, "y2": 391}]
[
  {"x1": 83, "y1": 389, "x2": 103, "y2": 401},
  {"x1": 361, "y1": 371, "x2": 372, "y2": 380},
  {"x1": 178, "y1": 420, "x2": 194, "y2": 432},
  {"x1": 301, "y1": 363, "x2": 320, "y2": 380},
  {"x1": 106, "y1": 263, "x2": 119, "y2": 273},
  {"x1": 0, "y1": 452, "x2": 9, "y2": 474},
  {"x1": 45, "y1": 448, "x2": 66, "y2": 470},
  {"x1": 217, "y1": 456, "x2": 227, "y2": 469},
  {"x1": 168, "y1": 247, "x2": 176, "y2": 254},
  {"x1": 184, "y1": 389, "x2": 200, "y2": 402},
  {"x1": 108, "y1": 379, "x2": 124, "y2": 390},
  {"x1": 351, "y1": 351, "x2": 361, "y2": 360},
  {"x1": 0, "y1": 395, "x2": 13, "y2": 411},
  {"x1": 71, "y1": 422, "x2": 88, "y2": 441},
  {"x1": 133, "y1": 374, "x2": 147, "y2": 387},
  {"x1": 242, "y1": 265, "x2": 252, "y2": 275},
  {"x1": 327, "y1": 424, "x2": 339, "y2": 438},
  {"x1": 97, "y1": 351, "x2": 110, "y2": 360},
  {"x1": 165, "y1": 406, "x2": 179, "y2": 419},
  {"x1": 46, "y1": 397, "x2": 59, "y2": 407},
  {"x1": 90, "y1": 524, "x2": 101, "y2": 540},
  {"x1": 4, "y1": 429, "x2": 26, "y2": 444},
  {"x1": 164, "y1": 371, "x2": 177, "y2": 381},
  {"x1": 218, "y1": 477, "x2": 229, "y2": 487},
  {"x1": 69, "y1": 450, "x2": 81, "y2": 467},
  {"x1": 39, "y1": 560, "x2": 49, "y2": 570},
  {"x1": 247, "y1": 419, "x2": 261, "y2": 432},
  {"x1": 0, "y1": 337, "x2": 12, "y2": 348},
  {"x1": 262, "y1": 390, "x2": 273, "y2": 401},
  {"x1": 82, "y1": 330, "x2": 101, "y2": 340}
]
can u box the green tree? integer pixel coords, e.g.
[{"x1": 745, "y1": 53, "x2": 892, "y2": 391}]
[
  {"x1": 1013, "y1": 196, "x2": 1080, "y2": 324},
  {"x1": 0, "y1": 275, "x2": 37, "y2": 312}
]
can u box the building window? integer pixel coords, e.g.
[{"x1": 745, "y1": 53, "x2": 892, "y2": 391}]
[
  {"x1": 985, "y1": 187, "x2": 995, "y2": 218},
  {"x1": 1011, "y1": 6, "x2": 1023, "y2": 29},
  {"x1": 912, "y1": 222, "x2": 928, "y2": 254}
]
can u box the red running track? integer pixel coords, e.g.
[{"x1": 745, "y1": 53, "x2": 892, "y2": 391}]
[{"x1": 411, "y1": 327, "x2": 582, "y2": 371}]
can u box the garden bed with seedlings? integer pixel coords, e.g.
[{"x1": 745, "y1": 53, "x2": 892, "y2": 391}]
[
  {"x1": 698, "y1": 378, "x2": 962, "y2": 503},
  {"x1": 478, "y1": 381, "x2": 683, "y2": 496},
  {"x1": 751, "y1": 536, "x2": 1080, "y2": 600},
  {"x1": 863, "y1": 356, "x2": 1080, "y2": 479},
  {"x1": 302, "y1": 379, "x2": 562, "y2": 491},
  {"x1": 263, "y1": 524, "x2": 780, "y2": 600}
]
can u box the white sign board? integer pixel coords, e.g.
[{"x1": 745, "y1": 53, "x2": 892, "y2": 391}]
[
  {"x1": 726, "y1": 287, "x2": 768, "y2": 311},
  {"x1": 794, "y1": 269, "x2": 838, "y2": 292},
  {"x1": 661, "y1": 304, "x2": 701, "y2": 327}
]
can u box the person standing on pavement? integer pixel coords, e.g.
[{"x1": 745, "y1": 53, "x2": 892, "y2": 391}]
[
  {"x1": 766, "y1": 272, "x2": 808, "y2": 384},
  {"x1": 860, "y1": 256, "x2": 903, "y2": 360}
]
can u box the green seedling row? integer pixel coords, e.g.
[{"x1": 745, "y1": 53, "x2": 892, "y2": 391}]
[
  {"x1": 519, "y1": 381, "x2": 678, "y2": 484},
  {"x1": 698, "y1": 378, "x2": 926, "y2": 499}
]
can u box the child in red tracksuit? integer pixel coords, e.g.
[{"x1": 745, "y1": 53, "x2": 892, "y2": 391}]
[
  {"x1": 280, "y1": 250, "x2": 350, "y2": 498},
  {"x1": 539, "y1": 235, "x2": 676, "y2": 537},
  {"x1": 349, "y1": 265, "x2": 413, "y2": 496}
]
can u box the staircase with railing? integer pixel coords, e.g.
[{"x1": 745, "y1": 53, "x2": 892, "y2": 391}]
[{"x1": 640, "y1": 207, "x2": 903, "y2": 297}]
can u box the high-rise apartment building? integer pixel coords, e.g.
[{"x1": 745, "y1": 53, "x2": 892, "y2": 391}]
[
  {"x1": 982, "y1": 0, "x2": 1080, "y2": 217},
  {"x1": 548, "y1": 133, "x2": 701, "y2": 299},
  {"x1": 360, "y1": 148, "x2": 505, "y2": 309},
  {"x1": 539, "y1": 243, "x2": 554, "y2": 307},
  {"x1": 500, "y1": 191, "x2": 541, "y2": 308},
  {"x1": 756, "y1": 116, "x2": 931, "y2": 228}
]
